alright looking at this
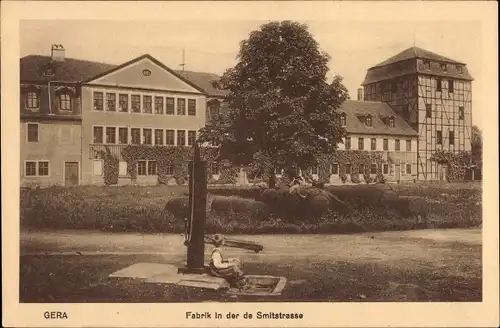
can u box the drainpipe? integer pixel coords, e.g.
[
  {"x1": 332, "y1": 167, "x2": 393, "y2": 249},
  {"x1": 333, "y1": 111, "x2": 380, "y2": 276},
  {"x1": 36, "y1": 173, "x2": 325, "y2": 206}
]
[{"x1": 48, "y1": 80, "x2": 53, "y2": 115}]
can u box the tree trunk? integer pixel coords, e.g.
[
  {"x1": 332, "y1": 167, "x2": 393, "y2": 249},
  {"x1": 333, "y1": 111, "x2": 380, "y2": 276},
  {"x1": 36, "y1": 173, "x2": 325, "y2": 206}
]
[{"x1": 268, "y1": 172, "x2": 276, "y2": 189}]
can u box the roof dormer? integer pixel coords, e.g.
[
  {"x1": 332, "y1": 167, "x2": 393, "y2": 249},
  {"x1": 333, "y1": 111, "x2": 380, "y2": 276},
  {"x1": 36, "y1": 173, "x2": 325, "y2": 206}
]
[
  {"x1": 340, "y1": 112, "x2": 347, "y2": 127},
  {"x1": 365, "y1": 114, "x2": 373, "y2": 127}
]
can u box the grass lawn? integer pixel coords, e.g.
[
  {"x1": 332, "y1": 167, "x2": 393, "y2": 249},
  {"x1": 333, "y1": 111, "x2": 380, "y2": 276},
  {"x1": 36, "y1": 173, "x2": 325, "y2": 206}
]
[{"x1": 20, "y1": 229, "x2": 482, "y2": 302}]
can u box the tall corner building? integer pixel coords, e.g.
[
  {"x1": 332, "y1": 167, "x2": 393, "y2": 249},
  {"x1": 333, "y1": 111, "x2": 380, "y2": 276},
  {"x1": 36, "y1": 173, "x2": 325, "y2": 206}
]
[{"x1": 361, "y1": 46, "x2": 474, "y2": 181}]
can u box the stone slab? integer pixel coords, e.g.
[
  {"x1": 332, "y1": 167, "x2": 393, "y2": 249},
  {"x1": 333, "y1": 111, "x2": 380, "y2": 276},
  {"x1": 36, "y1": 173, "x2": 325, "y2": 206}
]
[{"x1": 109, "y1": 263, "x2": 287, "y2": 294}]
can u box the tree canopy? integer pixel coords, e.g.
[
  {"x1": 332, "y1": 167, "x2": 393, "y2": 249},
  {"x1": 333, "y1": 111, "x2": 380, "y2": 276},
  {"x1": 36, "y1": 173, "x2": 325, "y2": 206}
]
[
  {"x1": 199, "y1": 21, "x2": 349, "y2": 184},
  {"x1": 471, "y1": 125, "x2": 482, "y2": 166}
]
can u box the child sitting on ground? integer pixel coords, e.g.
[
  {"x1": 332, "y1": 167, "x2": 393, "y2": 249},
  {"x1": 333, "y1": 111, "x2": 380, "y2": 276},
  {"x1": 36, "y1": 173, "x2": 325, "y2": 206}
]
[{"x1": 209, "y1": 234, "x2": 248, "y2": 290}]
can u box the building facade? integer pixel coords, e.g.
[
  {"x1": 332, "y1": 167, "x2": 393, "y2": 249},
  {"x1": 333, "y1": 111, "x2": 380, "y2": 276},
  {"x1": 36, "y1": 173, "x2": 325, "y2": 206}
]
[
  {"x1": 20, "y1": 46, "x2": 218, "y2": 187},
  {"x1": 331, "y1": 100, "x2": 418, "y2": 184},
  {"x1": 361, "y1": 46, "x2": 474, "y2": 180}
]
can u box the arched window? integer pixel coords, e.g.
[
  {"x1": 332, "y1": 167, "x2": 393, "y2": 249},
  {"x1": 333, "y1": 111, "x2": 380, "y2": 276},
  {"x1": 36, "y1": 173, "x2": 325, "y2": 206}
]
[
  {"x1": 389, "y1": 117, "x2": 395, "y2": 128},
  {"x1": 365, "y1": 115, "x2": 372, "y2": 127},
  {"x1": 340, "y1": 113, "x2": 347, "y2": 127}
]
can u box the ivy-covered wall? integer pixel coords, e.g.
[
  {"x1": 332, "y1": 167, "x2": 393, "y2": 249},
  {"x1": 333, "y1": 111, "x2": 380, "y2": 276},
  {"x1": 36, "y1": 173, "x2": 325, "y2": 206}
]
[
  {"x1": 100, "y1": 146, "x2": 400, "y2": 186},
  {"x1": 430, "y1": 150, "x2": 474, "y2": 181},
  {"x1": 101, "y1": 145, "x2": 239, "y2": 186}
]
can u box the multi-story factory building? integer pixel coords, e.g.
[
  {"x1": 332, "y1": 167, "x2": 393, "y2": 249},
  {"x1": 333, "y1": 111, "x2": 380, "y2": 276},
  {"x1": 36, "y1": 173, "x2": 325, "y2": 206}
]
[{"x1": 361, "y1": 46, "x2": 474, "y2": 180}]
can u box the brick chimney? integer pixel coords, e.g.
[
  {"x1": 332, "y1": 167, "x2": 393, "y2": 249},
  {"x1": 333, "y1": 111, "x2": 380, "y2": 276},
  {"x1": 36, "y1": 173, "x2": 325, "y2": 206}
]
[
  {"x1": 51, "y1": 44, "x2": 65, "y2": 62},
  {"x1": 357, "y1": 87, "x2": 363, "y2": 101}
]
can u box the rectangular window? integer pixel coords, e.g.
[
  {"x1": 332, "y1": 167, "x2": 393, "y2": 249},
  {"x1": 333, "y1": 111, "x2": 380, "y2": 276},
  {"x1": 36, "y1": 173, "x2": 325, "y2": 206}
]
[
  {"x1": 131, "y1": 95, "x2": 140, "y2": 113},
  {"x1": 187, "y1": 130, "x2": 197, "y2": 146},
  {"x1": 138, "y1": 160, "x2": 157, "y2": 176},
  {"x1": 143, "y1": 95, "x2": 152, "y2": 114},
  {"x1": 426, "y1": 104, "x2": 432, "y2": 118},
  {"x1": 448, "y1": 80, "x2": 454, "y2": 93},
  {"x1": 147, "y1": 160, "x2": 157, "y2": 175},
  {"x1": 383, "y1": 139, "x2": 388, "y2": 151},
  {"x1": 358, "y1": 137, "x2": 364, "y2": 150},
  {"x1": 424, "y1": 60, "x2": 431, "y2": 70},
  {"x1": 118, "y1": 127, "x2": 128, "y2": 144},
  {"x1": 166, "y1": 97, "x2": 175, "y2": 115},
  {"x1": 311, "y1": 166, "x2": 319, "y2": 175},
  {"x1": 177, "y1": 98, "x2": 186, "y2": 115},
  {"x1": 165, "y1": 165, "x2": 174, "y2": 176},
  {"x1": 137, "y1": 160, "x2": 147, "y2": 176},
  {"x1": 59, "y1": 94, "x2": 72, "y2": 111},
  {"x1": 131, "y1": 128, "x2": 141, "y2": 144},
  {"x1": 38, "y1": 161, "x2": 49, "y2": 176},
  {"x1": 383, "y1": 163, "x2": 389, "y2": 174},
  {"x1": 93, "y1": 160, "x2": 103, "y2": 176},
  {"x1": 188, "y1": 99, "x2": 197, "y2": 116},
  {"x1": 119, "y1": 94, "x2": 129, "y2": 112},
  {"x1": 154, "y1": 129, "x2": 164, "y2": 145},
  {"x1": 359, "y1": 164, "x2": 365, "y2": 174},
  {"x1": 211, "y1": 162, "x2": 220, "y2": 175},
  {"x1": 449, "y1": 131, "x2": 455, "y2": 145},
  {"x1": 345, "y1": 164, "x2": 352, "y2": 175},
  {"x1": 395, "y1": 139, "x2": 400, "y2": 151},
  {"x1": 106, "y1": 93, "x2": 116, "y2": 111},
  {"x1": 177, "y1": 130, "x2": 186, "y2": 146},
  {"x1": 209, "y1": 105, "x2": 220, "y2": 120},
  {"x1": 119, "y1": 161, "x2": 128, "y2": 176},
  {"x1": 459, "y1": 106, "x2": 464, "y2": 120},
  {"x1": 93, "y1": 92, "x2": 103, "y2": 111},
  {"x1": 93, "y1": 126, "x2": 103, "y2": 144},
  {"x1": 25, "y1": 161, "x2": 37, "y2": 176},
  {"x1": 406, "y1": 140, "x2": 412, "y2": 151},
  {"x1": 106, "y1": 127, "x2": 116, "y2": 144},
  {"x1": 27, "y1": 123, "x2": 38, "y2": 142},
  {"x1": 143, "y1": 128, "x2": 152, "y2": 145},
  {"x1": 406, "y1": 164, "x2": 412, "y2": 174},
  {"x1": 154, "y1": 97, "x2": 164, "y2": 114},
  {"x1": 340, "y1": 114, "x2": 346, "y2": 127},
  {"x1": 330, "y1": 163, "x2": 339, "y2": 175},
  {"x1": 370, "y1": 163, "x2": 377, "y2": 174},
  {"x1": 166, "y1": 129, "x2": 175, "y2": 145},
  {"x1": 345, "y1": 137, "x2": 351, "y2": 150},
  {"x1": 371, "y1": 138, "x2": 376, "y2": 150},
  {"x1": 25, "y1": 161, "x2": 47, "y2": 176},
  {"x1": 437, "y1": 130, "x2": 443, "y2": 144},
  {"x1": 436, "y1": 79, "x2": 442, "y2": 92},
  {"x1": 26, "y1": 92, "x2": 39, "y2": 109}
]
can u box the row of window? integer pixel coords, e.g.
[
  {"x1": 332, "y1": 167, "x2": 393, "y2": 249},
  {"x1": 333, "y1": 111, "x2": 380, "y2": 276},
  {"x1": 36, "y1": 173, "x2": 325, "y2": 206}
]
[
  {"x1": 93, "y1": 92, "x2": 197, "y2": 116},
  {"x1": 422, "y1": 60, "x2": 464, "y2": 74},
  {"x1": 93, "y1": 126, "x2": 197, "y2": 146},
  {"x1": 344, "y1": 137, "x2": 412, "y2": 151},
  {"x1": 340, "y1": 113, "x2": 396, "y2": 129},
  {"x1": 92, "y1": 159, "x2": 220, "y2": 177},
  {"x1": 276, "y1": 163, "x2": 414, "y2": 176},
  {"x1": 25, "y1": 91, "x2": 72, "y2": 111},
  {"x1": 425, "y1": 104, "x2": 465, "y2": 120}
]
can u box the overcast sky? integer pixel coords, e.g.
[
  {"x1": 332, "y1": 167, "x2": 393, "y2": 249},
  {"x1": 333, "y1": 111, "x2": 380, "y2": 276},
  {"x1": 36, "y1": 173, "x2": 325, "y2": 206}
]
[{"x1": 20, "y1": 20, "x2": 483, "y2": 127}]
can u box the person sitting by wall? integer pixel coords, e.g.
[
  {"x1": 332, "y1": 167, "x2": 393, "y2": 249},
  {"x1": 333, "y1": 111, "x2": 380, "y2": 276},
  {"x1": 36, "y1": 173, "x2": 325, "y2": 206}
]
[{"x1": 209, "y1": 234, "x2": 248, "y2": 290}]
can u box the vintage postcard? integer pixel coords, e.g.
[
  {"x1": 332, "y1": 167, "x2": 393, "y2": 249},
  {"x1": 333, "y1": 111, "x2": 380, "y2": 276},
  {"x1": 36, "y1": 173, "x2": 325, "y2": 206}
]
[{"x1": 2, "y1": 1, "x2": 499, "y2": 327}]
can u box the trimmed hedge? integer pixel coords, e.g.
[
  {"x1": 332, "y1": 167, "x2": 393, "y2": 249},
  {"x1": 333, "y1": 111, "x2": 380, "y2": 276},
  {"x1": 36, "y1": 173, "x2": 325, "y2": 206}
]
[{"x1": 20, "y1": 183, "x2": 482, "y2": 234}]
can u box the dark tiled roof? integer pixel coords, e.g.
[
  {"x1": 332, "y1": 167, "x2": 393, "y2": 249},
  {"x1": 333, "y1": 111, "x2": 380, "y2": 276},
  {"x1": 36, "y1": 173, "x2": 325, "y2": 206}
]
[
  {"x1": 362, "y1": 47, "x2": 473, "y2": 85},
  {"x1": 20, "y1": 55, "x2": 226, "y2": 97},
  {"x1": 372, "y1": 46, "x2": 464, "y2": 68},
  {"x1": 20, "y1": 55, "x2": 116, "y2": 83},
  {"x1": 175, "y1": 70, "x2": 228, "y2": 97},
  {"x1": 339, "y1": 100, "x2": 417, "y2": 137}
]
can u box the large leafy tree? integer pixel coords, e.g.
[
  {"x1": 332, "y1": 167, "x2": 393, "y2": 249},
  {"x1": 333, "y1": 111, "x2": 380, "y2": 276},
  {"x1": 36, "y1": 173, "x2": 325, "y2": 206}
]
[
  {"x1": 471, "y1": 125, "x2": 482, "y2": 166},
  {"x1": 199, "y1": 21, "x2": 349, "y2": 186}
]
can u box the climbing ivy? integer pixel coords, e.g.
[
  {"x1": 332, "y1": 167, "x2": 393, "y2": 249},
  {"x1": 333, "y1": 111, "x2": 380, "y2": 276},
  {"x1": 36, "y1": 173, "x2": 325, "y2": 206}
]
[
  {"x1": 102, "y1": 145, "x2": 238, "y2": 186},
  {"x1": 430, "y1": 150, "x2": 474, "y2": 181}
]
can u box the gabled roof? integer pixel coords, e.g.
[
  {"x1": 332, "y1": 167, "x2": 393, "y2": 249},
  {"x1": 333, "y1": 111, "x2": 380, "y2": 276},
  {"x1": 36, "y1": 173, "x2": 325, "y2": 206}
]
[
  {"x1": 339, "y1": 100, "x2": 417, "y2": 137},
  {"x1": 20, "y1": 54, "x2": 226, "y2": 97},
  {"x1": 371, "y1": 46, "x2": 464, "y2": 69},
  {"x1": 175, "y1": 70, "x2": 228, "y2": 97},
  {"x1": 20, "y1": 55, "x2": 116, "y2": 83},
  {"x1": 362, "y1": 46, "x2": 473, "y2": 85}
]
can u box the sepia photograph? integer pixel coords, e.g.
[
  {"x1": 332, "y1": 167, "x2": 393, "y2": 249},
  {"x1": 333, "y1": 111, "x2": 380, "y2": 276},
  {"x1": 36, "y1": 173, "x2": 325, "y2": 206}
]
[{"x1": 2, "y1": 1, "x2": 499, "y2": 327}]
